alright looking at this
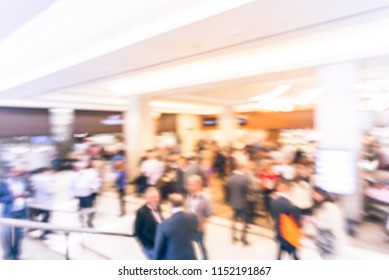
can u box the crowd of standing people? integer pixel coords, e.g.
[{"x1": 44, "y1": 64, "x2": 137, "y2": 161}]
[
  {"x1": 0, "y1": 143, "x2": 110, "y2": 259},
  {"x1": 132, "y1": 139, "x2": 348, "y2": 260},
  {"x1": 0, "y1": 138, "x2": 349, "y2": 260}
]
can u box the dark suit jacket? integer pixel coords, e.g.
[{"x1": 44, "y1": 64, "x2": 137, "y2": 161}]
[
  {"x1": 270, "y1": 195, "x2": 301, "y2": 245},
  {"x1": 134, "y1": 204, "x2": 163, "y2": 249},
  {"x1": 226, "y1": 172, "x2": 249, "y2": 210},
  {"x1": 153, "y1": 211, "x2": 198, "y2": 260},
  {"x1": 175, "y1": 169, "x2": 187, "y2": 195}
]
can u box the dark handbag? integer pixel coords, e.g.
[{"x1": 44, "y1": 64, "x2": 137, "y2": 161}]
[
  {"x1": 315, "y1": 228, "x2": 334, "y2": 256},
  {"x1": 134, "y1": 174, "x2": 148, "y2": 193}
]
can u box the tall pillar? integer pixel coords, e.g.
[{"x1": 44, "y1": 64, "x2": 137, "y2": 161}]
[
  {"x1": 49, "y1": 108, "x2": 74, "y2": 159},
  {"x1": 316, "y1": 63, "x2": 360, "y2": 150},
  {"x1": 315, "y1": 62, "x2": 363, "y2": 234},
  {"x1": 124, "y1": 95, "x2": 155, "y2": 179},
  {"x1": 219, "y1": 105, "x2": 236, "y2": 146},
  {"x1": 176, "y1": 114, "x2": 201, "y2": 153}
]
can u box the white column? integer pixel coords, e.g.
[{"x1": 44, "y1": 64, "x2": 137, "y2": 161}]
[
  {"x1": 124, "y1": 95, "x2": 155, "y2": 179},
  {"x1": 316, "y1": 63, "x2": 360, "y2": 150},
  {"x1": 49, "y1": 108, "x2": 74, "y2": 159},
  {"x1": 315, "y1": 62, "x2": 363, "y2": 232},
  {"x1": 219, "y1": 105, "x2": 236, "y2": 146},
  {"x1": 176, "y1": 114, "x2": 201, "y2": 153}
]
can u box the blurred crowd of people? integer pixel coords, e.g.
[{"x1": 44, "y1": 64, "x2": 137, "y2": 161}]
[
  {"x1": 0, "y1": 143, "x2": 122, "y2": 259},
  {"x1": 132, "y1": 139, "x2": 348, "y2": 260},
  {"x1": 0, "y1": 137, "x2": 350, "y2": 260}
]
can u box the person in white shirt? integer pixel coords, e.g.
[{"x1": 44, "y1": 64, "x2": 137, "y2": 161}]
[
  {"x1": 290, "y1": 164, "x2": 314, "y2": 215},
  {"x1": 69, "y1": 161, "x2": 100, "y2": 228},
  {"x1": 88, "y1": 160, "x2": 103, "y2": 208},
  {"x1": 140, "y1": 151, "x2": 165, "y2": 187},
  {"x1": 29, "y1": 168, "x2": 57, "y2": 239}
]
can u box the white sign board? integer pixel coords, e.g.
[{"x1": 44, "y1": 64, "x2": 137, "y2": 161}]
[{"x1": 315, "y1": 149, "x2": 357, "y2": 195}]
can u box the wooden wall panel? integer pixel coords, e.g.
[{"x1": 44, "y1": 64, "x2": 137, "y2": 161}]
[
  {"x1": 201, "y1": 110, "x2": 313, "y2": 130},
  {"x1": 246, "y1": 110, "x2": 313, "y2": 129},
  {"x1": 74, "y1": 110, "x2": 123, "y2": 134},
  {"x1": 0, "y1": 107, "x2": 50, "y2": 137},
  {"x1": 157, "y1": 114, "x2": 177, "y2": 133}
]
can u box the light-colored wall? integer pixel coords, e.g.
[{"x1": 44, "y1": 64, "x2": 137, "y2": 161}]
[
  {"x1": 203, "y1": 129, "x2": 269, "y2": 147},
  {"x1": 176, "y1": 114, "x2": 202, "y2": 153},
  {"x1": 176, "y1": 114, "x2": 269, "y2": 151}
]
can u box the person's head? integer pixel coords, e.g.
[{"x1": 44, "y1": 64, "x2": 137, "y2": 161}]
[
  {"x1": 235, "y1": 162, "x2": 246, "y2": 172},
  {"x1": 5, "y1": 166, "x2": 22, "y2": 178},
  {"x1": 40, "y1": 167, "x2": 54, "y2": 174},
  {"x1": 296, "y1": 163, "x2": 312, "y2": 178},
  {"x1": 312, "y1": 186, "x2": 334, "y2": 204},
  {"x1": 246, "y1": 160, "x2": 257, "y2": 172},
  {"x1": 295, "y1": 164, "x2": 307, "y2": 178},
  {"x1": 73, "y1": 161, "x2": 87, "y2": 171},
  {"x1": 114, "y1": 160, "x2": 125, "y2": 171},
  {"x1": 144, "y1": 187, "x2": 160, "y2": 209},
  {"x1": 187, "y1": 175, "x2": 203, "y2": 193},
  {"x1": 89, "y1": 144, "x2": 100, "y2": 156},
  {"x1": 275, "y1": 178, "x2": 291, "y2": 194},
  {"x1": 262, "y1": 159, "x2": 273, "y2": 172},
  {"x1": 279, "y1": 165, "x2": 296, "y2": 181},
  {"x1": 178, "y1": 156, "x2": 188, "y2": 167},
  {"x1": 182, "y1": 152, "x2": 196, "y2": 162},
  {"x1": 146, "y1": 150, "x2": 156, "y2": 160},
  {"x1": 163, "y1": 168, "x2": 177, "y2": 182},
  {"x1": 168, "y1": 193, "x2": 184, "y2": 209}
]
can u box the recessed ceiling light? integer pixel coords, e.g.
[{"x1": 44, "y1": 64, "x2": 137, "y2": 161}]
[
  {"x1": 188, "y1": 44, "x2": 202, "y2": 49},
  {"x1": 354, "y1": 83, "x2": 381, "y2": 90},
  {"x1": 249, "y1": 84, "x2": 293, "y2": 102},
  {"x1": 228, "y1": 30, "x2": 242, "y2": 36}
]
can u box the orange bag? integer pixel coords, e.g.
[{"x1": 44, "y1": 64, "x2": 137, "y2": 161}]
[{"x1": 279, "y1": 213, "x2": 301, "y2": 249}]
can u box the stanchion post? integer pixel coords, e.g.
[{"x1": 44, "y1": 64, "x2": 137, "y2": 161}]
[{"x1": 65, "y1": 232, "x2": 70, "y2": 260}]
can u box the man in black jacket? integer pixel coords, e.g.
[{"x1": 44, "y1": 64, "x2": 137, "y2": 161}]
[{"x1": 134, "y1": 187, "x2": 163, "y2": 259}]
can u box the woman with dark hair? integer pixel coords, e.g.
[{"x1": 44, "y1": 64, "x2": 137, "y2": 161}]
[
  {"x1": 312, "y1": 186, "x2": 333, "y2": 202},
  {"x1": 290, "y1": 165, "x2": 314, "y2": 216},
  {"x1": 307, "y1": 186, "x2": 348, "y2": 259},
  {"x1": 270, "y1": 179, "x2": 302, "y2": 260},
  {"x1": 156, "y1": 168, "x2": 178, "y2": 202}
]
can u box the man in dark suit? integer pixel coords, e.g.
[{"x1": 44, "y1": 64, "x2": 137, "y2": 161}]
[
  {"x1": 270, "y1": 178, "x2": 302, "y2": 260},
  {"x1": 134, "y1": 187, "x2": 163, "y2": 259},
  {"x1": 226, "y1": 163, "x2": 250, "y2": 245},
  {"x1": 153, "y1": 193, "x2": 198, "y2": 260}
]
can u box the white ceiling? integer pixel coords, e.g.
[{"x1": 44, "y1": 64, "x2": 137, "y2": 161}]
[
  {"x1": 2, "y1": 0, "x2": 389, "y2": 114},
  {"x1": 0, "y1": 0, "x2": 57, "y2": 41}
]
